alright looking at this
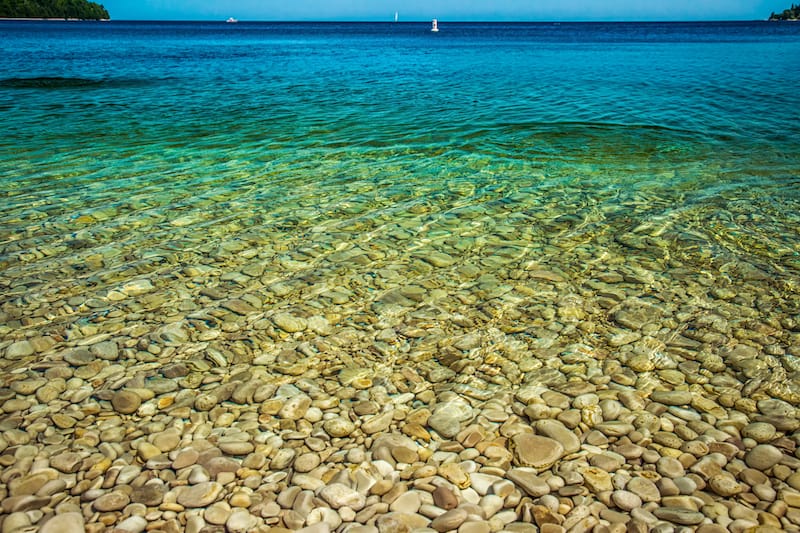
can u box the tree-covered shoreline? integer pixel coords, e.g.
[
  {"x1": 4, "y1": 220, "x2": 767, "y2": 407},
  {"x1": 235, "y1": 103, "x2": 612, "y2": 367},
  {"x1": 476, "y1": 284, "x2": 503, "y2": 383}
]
[
  {"x1": 0, "y1": 0, "x2": 109, "y2": 20},
  {"x1": 769, "y1": 3, "x2": 800, "y2": 20}
]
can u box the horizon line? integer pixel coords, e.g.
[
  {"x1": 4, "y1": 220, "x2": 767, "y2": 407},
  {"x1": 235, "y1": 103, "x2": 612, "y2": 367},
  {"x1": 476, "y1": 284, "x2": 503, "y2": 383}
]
[{"x1": 26, "y1": 17, "x2": 775, "y2": 23}]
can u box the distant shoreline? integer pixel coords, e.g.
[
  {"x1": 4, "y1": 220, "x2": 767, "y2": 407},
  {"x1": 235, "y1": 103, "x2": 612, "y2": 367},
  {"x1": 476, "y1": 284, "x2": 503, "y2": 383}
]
[{"x1": 0, "y1": 17, "x2": 109, "y2": 21}]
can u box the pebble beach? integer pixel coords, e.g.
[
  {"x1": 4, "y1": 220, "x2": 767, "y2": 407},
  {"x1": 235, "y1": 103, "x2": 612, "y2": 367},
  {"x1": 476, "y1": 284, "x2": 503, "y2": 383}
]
[{"x1": 2, "y1": 20, "x2": 800, "y2": 533}]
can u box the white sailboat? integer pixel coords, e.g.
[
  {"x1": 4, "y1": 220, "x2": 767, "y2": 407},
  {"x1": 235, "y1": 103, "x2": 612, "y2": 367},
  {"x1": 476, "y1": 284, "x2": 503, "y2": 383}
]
[
  {"x1": 394, "y1": 11, "x2": 398, "y2": 22},
  {"x1": 431, "y1": 18, "x2": 439, "y2": 32}
]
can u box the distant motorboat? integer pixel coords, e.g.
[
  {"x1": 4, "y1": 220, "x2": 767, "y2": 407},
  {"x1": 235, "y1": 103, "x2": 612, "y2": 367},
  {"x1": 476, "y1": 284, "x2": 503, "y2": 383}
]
[
  {"x1": 431, "y1": 18, "x2": 439, "y2": 32},
  {"x1": 226, "y1": 17, "x2": 238, "y2": 23}
]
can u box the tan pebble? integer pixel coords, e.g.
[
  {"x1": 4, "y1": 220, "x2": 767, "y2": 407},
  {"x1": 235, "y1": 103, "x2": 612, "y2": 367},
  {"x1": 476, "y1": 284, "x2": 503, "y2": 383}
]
[
  {"x1": 370, "y1": 479, "x2": 394, "y2": 496},
  {"x1": 510, "y1": 433, "x2": 564, "y2": 469},
  {"x1": 111, "y1": 390, "x2": 141, "y2": 414},
  {"x1": 39, "y1": 512, "x2": 85, "y2": 533},
  {"x1": 229, "y1": 491, "x2": 251, "y2": 508},
  {"x1": 294, "y1": 453, "x2": 321, "y2": 473},
  {"x1": 322, "y1": 418, "x2": 355, "y2": 438},
  {"x1": 431, "y1": 508, "x2": 468, "y2": 532},
  {"x1": 708, "y1": 473, "x2": 743, "y2": 497},
  {"x1": 177, "y1": 482, "x2": 223, "y2": 508},
  {"x1": 361, "y1": 411, "x2": 394, "y2": 434},
  {"x1": 219, "y1": 441, "x2": 254, "y2": 456},
  {"x1": 204, "y1": 501, "x2": 232, "y2": 525},
  {"x1": 433, "y1": 485, "x2": 459, "y2": 510},
  {"x1": 439, "y1": 463, "x2": 470, "y2": 489},
  {"x1": 93, "y1": 490, "x2": 130, "y2": 512},
  {"x1": 611, "y1": 490, "x2": 641, "y2": 511},
  {"x1": 745, "y1": 444, "x2": 784, "y2": 471},
  {"x1": 580, "y1": 466, "x2": 613, "y2": 493},
  {"x1": 138, "y1": 442, "x2": 162, "y2": 461},
  {"x1": 626, "y1": 477, "x2": 660, "y2": 502}
]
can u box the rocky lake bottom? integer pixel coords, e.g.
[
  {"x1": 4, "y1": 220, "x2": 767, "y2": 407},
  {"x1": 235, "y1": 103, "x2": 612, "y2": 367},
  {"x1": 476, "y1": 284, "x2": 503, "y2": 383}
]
[{"x1": 2, "y1": 138, "x2": 800, "y2": 533}]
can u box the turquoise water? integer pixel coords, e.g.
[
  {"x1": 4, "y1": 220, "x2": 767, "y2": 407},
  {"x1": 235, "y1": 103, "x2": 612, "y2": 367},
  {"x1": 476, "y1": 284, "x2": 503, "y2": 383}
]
[{"x1": 1, "y1": 21, "x2": 800, "y2": 396}]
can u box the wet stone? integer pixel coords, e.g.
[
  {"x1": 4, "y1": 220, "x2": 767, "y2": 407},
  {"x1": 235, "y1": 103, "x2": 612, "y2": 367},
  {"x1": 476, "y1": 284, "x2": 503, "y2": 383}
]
[
  {"x1": 651, "y1": 390, "x2": 693, "y2": 406},
  {"x1": 745, "y1": 444, "x2": 784, "y2": 471},
  {"x1": 653, "y1": 507, "x2": 705, "y2": 525},
  {"x1": 177, "y1": 481, "x2": 223, "y2": 508},
  {"x1": 511, "y1": 433, "x2": 564, "y2": 469},
  {"x1": 40, "y1": 512, "x2": 85, "y2": 533},
  {"x1": 5, "y1": 340, "x2": 34, "y2": 359},
  {"x1": 93, "y1": 490, "x2": 130, "y2": 512},
  {"x1": 273, "y1": 312, "x2": 307, "y2": 333},
  {"x1": 112, "y1": 390, "x2": 142, "y2": 414}
]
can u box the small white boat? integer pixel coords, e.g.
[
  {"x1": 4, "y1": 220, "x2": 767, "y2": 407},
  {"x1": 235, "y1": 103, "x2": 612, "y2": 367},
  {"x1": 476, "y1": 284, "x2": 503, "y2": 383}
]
[
  {"x1": 226, "y1": 17, "x2": 238, "y2": 23},
  {"x1": 395, "y1": 11, "x2": 399, "y2": 22},
  {"x1": 431, "y1": 18, "x2": 439, "y2": 32}
]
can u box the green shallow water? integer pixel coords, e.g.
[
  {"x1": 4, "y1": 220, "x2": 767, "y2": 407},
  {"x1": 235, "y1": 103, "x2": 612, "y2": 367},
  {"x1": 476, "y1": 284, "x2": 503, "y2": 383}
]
[{"x1": 1, "y1": 22, "x2": 800, "y2": 403}]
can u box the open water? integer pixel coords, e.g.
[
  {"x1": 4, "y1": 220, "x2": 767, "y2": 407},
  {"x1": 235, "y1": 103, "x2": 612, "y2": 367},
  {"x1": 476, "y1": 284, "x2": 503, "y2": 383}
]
[{"x1": 1, "y1": 21, "x2": 800, "y2": 396}]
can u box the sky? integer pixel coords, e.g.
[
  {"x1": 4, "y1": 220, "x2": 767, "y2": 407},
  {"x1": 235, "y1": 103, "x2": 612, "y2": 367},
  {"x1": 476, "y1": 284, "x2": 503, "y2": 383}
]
[{"x1": 101, "y1": 1, "x2": 793, "y2": 22}]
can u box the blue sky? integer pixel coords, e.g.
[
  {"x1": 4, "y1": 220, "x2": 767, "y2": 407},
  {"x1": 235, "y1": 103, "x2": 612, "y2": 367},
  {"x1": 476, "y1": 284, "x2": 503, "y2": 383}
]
[{"x1": 102, "y1": 1, "x2": 793, "y2": 21}]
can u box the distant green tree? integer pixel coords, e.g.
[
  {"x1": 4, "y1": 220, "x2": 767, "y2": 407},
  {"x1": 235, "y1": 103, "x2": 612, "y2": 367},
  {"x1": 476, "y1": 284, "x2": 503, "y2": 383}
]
[
  {"x1": 0, "y1": 0, "x2": 109, "y2": 19},
  {"x1": 769, "y1": 3, "x2": 800, "y2": 20}
]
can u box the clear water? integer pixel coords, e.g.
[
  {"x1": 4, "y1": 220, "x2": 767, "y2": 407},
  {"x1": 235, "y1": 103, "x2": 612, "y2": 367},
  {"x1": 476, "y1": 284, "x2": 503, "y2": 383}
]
[{"x1": 1, "y1": 21, "x2": 800, "y2": 393}]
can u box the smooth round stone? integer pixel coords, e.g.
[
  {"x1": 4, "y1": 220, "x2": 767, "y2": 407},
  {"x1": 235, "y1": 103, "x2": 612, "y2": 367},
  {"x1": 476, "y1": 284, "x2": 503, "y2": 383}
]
[
  {"x1": 361, "y1": 411, "x2": 394, "y2": 434},
  {"x1": 152, "y1": 429, "x2": 181, "y2": 452},
  {"x1": 389, "y1": 491, "x2": 422, "y2": 513},
  {"x1": 11, "y1": 378, "x2": 46, "y2": 395},
  {"x1": 279, "y1": 395, "x2": 311, "y2": 421},
  {"x1": 294, "y1": 453, "x2": 321, "y2": 473},
  {"x1": 433, "y1": 486, "x2": 459, "y2": 510},
  {"x1": 112, "y1": 390, "x2": 142, "y2": 414},
  {"x1": 651, "y1": 390, "x2": 693, "y2": 406},
  {"x1": 742, "y1": 422, "x2": 777, "y2": 443},
  {"x1": 173, "y1": 449, "x2": 199, "y2": 469},
  {"x1": 469, "y1": 473, "x2": 503, "y2": 496},
  {"x1": 205, "y1": 502, "x2": 232, "y2": 525},
  {"x1": 219, "y1": 441, "x2": 254, "y2": 456},
  {"x1": 460, "y1": 521, "x2": 492, "y2": 533},
  {"x1": 653, "y1": 507, "x2": 705, "y2": 525},
  {"x1": 272, "y1": 313, "x2": 307, "y2": 333},
  {"x1": 93, "y1": 490, "x2": 130, "y2": 512},
  {"x1": 318, "y1": 483, "x2": 366, "y2": 511},
  {"x1": 581, "y1": 467, "x2": 613, "y2": 493},
  {"x1": 131, "y1": 483, "x2": 166, "y2": 506},
  {"x1": 745, "y1": 445, "x2": 783, "y2": 471},
  {"x1": 177, "y1": 482, "x2": 223, "y2": 508},
  {"x1": 91, "y1": 341, "x2": 119, "y2": 360},
  {"x1": 431, "y1": 508, "x2": 468, "y2": 532},
  {"x1": 428, "y1": 400, "x2": 472, "y2": 438},
  {"x1": 672, "y1": 477, "x2": 697, "y2": 495},
  {"x1": 611, "y1": 490, "x2": 642, "y2": 511},
  {"x1": 708, "y1": 473, "x2": 743, "y2": 497},
  {"x1": 506, "y1": 468, "x2": 550, "y2": 497},
  {"x1": 226, "y1": 509, "x2": 258, "y2": 533},
  {"x1": 229, "y1": 491, "x2": 252, "y2": 508},
  {"x1": 40, "y1": 512, "x2": 85, "y2": 533},
  {"x1": 656, "y1": 456, "x2": 686, "y2": 478},
  {"x1": 2, "y1": 512, "x2": 31, "y2": 532},
  {"x1": 50, "y1": 452, "x2": 84, "y2": 474},
  {"x1": 115, "y1": 516, "x2": 147, "y2": 533},
  {"x1": 511, "y1": 433, "x2": 564, "y2": 469},
  {"x1": 322, "y1": 418, "x2": 355, "y2": 438},
  {"x1": 627, "y1": 477, "x2": 660, "y2": 503},
  {"x1": 6, "y1": 340, "x2": 34, "y2": 359},
  {"x1": 535, "y1": 419, "x2": 580, "y2": 454},
  {"x1": 138, "y1": 442, "x2": 162, "y2": 461}
]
